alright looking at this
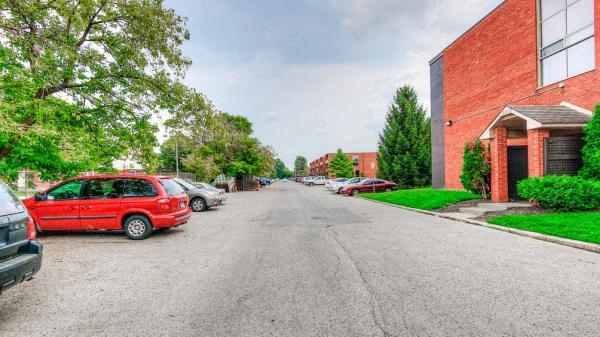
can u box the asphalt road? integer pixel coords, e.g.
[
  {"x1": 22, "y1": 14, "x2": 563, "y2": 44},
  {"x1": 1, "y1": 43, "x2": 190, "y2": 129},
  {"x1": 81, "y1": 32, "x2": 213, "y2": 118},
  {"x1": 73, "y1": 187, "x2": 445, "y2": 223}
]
[{"x1": 2, "y1": 182, "x2": 600, "y2": 337}]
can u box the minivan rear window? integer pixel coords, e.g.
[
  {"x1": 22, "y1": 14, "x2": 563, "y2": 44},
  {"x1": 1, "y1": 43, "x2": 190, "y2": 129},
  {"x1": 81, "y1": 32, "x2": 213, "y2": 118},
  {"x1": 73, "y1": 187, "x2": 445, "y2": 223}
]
[
  {"x1": 158, "y1": 178, "x2": 185, "y2": 196},
  {"x1": 0, "y1": 180, "x2": 24, "y2": 215}
]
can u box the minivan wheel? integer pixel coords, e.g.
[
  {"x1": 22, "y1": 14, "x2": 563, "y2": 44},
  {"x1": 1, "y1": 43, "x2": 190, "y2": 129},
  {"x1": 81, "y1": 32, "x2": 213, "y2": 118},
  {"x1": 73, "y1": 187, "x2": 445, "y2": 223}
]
[
  {"x1": 337, "y1": 187, "x2": 343, "y2": 194},
  {"x1": 191, "y1": 198, "x2": 207, "y2": 212},
  {"x1": 309, "y1": 182, "x2": 314, "y2": 187},
  {"x1": 124, "y1": 215, "x2": 153, "y2": 240},
  {"x1": 352, "y1": 189, "x2": 359, "y2": 196}
]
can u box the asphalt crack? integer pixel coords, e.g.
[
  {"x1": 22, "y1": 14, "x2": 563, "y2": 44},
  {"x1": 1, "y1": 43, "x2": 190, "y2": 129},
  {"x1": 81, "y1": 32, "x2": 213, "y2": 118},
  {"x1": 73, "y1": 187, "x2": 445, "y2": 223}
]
[{"x1": 327, "y1": 225, "x2": 398, "y2": 337}]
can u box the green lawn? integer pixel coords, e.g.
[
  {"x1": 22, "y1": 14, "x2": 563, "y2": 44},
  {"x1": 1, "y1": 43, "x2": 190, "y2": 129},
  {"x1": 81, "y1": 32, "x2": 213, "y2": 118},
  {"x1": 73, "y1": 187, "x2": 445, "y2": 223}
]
[
  {"x1": 360, "y1": 188, "x2": 481, "y2": 210},
  {"x1": 489, "y1": 213, "x2": 600, "y2": 245}
]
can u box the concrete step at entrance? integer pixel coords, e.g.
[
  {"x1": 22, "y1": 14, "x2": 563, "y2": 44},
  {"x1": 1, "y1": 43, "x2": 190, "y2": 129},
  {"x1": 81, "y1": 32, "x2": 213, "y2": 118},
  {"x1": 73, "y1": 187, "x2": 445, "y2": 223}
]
[
  {"x1": 458, "y1": 207, "x2": 488, "y2": 216},
  {"x1": 477, "y1": 203, "x2": 509, "y2": 211}
]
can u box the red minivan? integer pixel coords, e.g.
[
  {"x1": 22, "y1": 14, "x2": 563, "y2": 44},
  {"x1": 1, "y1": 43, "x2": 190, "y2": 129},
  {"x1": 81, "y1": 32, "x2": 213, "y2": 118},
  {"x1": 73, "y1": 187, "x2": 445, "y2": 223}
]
[{"x1": 22, "y1": 175, "x2": 192, "y2": 240}]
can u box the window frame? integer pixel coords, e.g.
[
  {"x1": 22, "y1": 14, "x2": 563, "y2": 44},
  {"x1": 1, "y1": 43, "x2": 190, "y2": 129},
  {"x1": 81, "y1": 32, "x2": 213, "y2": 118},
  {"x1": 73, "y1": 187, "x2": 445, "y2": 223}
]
[
  {"x1": 122, "y1": 178, "x2": 159, "y2": 198},
  {"x1": 538, "y1": 0, "x2": 595, "y2": 87},
  {"x1": 81, "y1": 178, "x2": 125, "y2": 200},
  {"x1": 45, "y1": 179, "x2": 86, "y2": 201}
]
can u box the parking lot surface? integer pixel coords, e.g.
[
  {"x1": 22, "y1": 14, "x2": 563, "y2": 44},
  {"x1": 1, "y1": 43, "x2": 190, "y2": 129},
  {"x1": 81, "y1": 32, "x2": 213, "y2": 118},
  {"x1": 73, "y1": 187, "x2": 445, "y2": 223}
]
[{"x1": 2, "y1": 182, "x2": 600, "y2": 336}]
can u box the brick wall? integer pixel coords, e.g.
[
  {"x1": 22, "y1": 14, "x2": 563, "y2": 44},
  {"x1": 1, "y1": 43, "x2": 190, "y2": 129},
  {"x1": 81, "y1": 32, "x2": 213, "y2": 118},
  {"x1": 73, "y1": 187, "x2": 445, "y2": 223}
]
[
  {"x1": 442, "y1": 0, "x2": 600, "y2": 190},
  {"x1": 309, "y1": 152, "x2": 379, "y2": 178}
]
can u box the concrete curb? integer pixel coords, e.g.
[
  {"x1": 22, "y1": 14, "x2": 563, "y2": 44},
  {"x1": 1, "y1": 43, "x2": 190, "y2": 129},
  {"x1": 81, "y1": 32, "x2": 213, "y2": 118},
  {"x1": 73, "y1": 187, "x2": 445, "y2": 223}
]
[{"x1": 358, "y1": 197, "x2": 600, "y2": 254}]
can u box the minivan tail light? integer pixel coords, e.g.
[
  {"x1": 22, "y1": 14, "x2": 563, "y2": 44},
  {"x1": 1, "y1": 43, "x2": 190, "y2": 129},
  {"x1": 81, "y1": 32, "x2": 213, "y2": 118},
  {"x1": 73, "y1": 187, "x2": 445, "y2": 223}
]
[
  {"x1": 156, "y1": 198, "x2": 171, "y2": 211},
  {"x1": 27, "y1": 217, "x2": 36, "y2": 240}
]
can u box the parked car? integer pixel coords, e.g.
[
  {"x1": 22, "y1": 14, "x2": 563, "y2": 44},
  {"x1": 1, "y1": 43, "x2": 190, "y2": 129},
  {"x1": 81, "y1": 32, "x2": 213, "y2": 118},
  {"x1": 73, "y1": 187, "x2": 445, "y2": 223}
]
[
  {"x1": 341, "y1": 179, "x2": 398, "y2": 196},
  {"x1": 304, "y1": 176, "x2": 326, "y2": 186},
  {"x1": 331, "y1": 177, "x2": 368, "y2": 194},
  {"x1": 190, "y1": 181, "x2": 227, "y2": 203},
  {"x1": 173, "y1": 178, "x2": 222, "y2": 212},
  {"x1": 325, "y1": 178, "x2": 348, "y2": 190},
  {"x1": 23, "y1": 175, "x2": 192, "y2": 240},
  {"x1": 0, "y1": 180, "x2": 42, "y2": 295}
]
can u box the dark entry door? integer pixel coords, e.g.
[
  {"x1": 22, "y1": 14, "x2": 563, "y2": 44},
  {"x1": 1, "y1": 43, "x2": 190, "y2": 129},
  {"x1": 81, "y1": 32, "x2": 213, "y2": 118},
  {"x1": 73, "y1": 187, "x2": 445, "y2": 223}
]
[{"x1": 507, "y1": 146, "x2": 528, "y2": 200}]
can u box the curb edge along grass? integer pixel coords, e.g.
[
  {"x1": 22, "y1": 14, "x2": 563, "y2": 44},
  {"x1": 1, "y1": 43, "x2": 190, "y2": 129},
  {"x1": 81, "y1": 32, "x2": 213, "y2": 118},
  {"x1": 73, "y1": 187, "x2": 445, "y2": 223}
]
[{"x1": 358, "y1": 196, "x2": 600, "y2": 255}]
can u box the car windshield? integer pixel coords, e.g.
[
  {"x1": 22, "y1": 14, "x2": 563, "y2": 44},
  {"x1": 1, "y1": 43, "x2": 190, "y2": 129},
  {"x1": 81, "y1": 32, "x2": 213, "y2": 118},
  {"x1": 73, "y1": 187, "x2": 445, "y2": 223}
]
[
  {"x1": 0, "y1": 180, "x2": 24, "y2": 215},
  {"x1": 160, "y1": 178, "x2": 186, "y2": 196},
  {"x1": 200, "y1": 183, "x2": 218, "y2": 190},
  {"x1": 346, "y1": 178, "x2": 361, "y2": 184},
  {"x1": 173, "y1": 178, "x2": 199, "y2": 191}
]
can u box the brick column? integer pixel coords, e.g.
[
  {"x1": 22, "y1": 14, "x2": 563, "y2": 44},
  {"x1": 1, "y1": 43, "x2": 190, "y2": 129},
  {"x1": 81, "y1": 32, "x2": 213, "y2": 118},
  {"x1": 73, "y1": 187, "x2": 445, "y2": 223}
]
[
  {"x1": 491, "y1": 127, "x2": 508, "y2": 202},
  {"x1": 528, "y1": 129, "x2": 550, "y2": 177}
]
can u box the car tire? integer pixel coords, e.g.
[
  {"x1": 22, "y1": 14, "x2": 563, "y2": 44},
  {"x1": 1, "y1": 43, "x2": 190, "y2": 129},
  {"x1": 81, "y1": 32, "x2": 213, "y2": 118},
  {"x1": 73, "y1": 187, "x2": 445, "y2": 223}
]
[
  {"x1": 337, "y1": 187, "x2": 343, "y2": 194},
  {"x1": 124, "y1": 215, "x2": 153, "y2": 240},
  {"x1": 352, "y1": 189, "x2": 359, "y2": 196},
  {"x1": 309, "y1": 182, "x2": 314, "y2": 187},
  {"x1": 190, "y1": 197, "x2": 207, "y2": 212},
  {"x1": 385, "y1": 188, "x2": 392, "y2": 192}
]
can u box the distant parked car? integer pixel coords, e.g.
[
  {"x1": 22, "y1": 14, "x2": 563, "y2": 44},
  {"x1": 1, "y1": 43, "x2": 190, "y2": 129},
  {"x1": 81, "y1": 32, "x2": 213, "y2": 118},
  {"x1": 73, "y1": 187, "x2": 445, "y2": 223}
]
[
  {"x1": 341, "y1": 179, "x2": 398, "y2": 196},
  {"x1": 331, "y1": 177, "x2": 368, "y2": 194},
  {"x1": 0, "y1": 179, "x2": 42, "y2": 295},
  {"x1": 304, "y1": 176, "x2": 326, "y2": 186},
  {"x1": 173, "y1": 178, "x2": 222, "y2": 212},
  {"x1": 325, "y1": 178, "x2": 348, "y2": 190},
  {"x1": 190, "y1": 181, "x2": 227, "y2": 203},
  {"x1": 23, "y1": 175, "x2": 192, "y2": 240}
]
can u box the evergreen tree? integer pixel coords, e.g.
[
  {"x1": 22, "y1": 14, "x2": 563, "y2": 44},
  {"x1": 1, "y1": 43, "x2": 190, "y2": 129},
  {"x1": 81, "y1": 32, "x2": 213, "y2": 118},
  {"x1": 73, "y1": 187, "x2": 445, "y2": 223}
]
[
  {"x1": 328, "y1": 149, "x2": 354, "y2": 178},
  {"x1": 377, "y1": 86, "x2": 431, "y2": 188},
  {"x1": 580, "y1": 105, "x2": 600, "y2": 179},
  {"x1": 460, "y1": 138, "x2": 491, "y2": 198}
]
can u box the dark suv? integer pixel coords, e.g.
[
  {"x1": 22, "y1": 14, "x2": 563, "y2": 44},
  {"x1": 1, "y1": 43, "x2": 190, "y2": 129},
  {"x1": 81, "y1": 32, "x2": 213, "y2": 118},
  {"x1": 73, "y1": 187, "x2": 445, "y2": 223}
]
[{"x1": 0, "y1": 180, "x2": 42, "y2": 295}]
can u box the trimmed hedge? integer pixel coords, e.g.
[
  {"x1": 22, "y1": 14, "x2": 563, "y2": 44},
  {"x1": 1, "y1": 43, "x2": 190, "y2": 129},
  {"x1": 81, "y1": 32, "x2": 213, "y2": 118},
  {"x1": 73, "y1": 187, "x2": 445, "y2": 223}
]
[{"x1": 518, "y1": 176, "x2": 600, "y2": 211}]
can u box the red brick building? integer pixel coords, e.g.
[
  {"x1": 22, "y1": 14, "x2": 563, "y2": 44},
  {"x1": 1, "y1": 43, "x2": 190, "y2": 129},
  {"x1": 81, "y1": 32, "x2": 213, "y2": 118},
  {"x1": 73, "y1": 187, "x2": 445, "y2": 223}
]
[
  {"x1": 430, "y1": 0, "x2": 598, "y2": 201},
  {"x1": 309, "y1": 152, "x2": 378, "y2": 178}
]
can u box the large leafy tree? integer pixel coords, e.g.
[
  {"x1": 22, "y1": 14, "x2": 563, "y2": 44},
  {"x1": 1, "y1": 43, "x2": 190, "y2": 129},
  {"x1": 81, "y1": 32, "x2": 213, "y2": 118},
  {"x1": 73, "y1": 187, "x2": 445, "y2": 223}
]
[
  {"x1": 163, "y1": 99, "x2": 276, "y2": 180},
  {"x1": 328, "y1": 149, "x2": 353, "y2": 178},
  {"x1": 294, "y1": 156, "x2": 308, "y2": 176},
  {"x1": 274, "y1": 159, "x2": 293, "y2": 179},
  {"x1": 0, "y1": 0, "x2": 191, "y2": 180},
  {"x1": 580, "y1": 105, "x2": 600, "y2": 180},
  {"x1": 378, "y1": 86, "x2": 431, "y2": 188}
]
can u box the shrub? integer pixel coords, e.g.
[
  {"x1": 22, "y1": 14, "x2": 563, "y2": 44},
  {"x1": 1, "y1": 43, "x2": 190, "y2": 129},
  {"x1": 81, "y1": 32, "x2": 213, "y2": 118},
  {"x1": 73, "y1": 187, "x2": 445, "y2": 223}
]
[
  {"x1": 460, "y1": 137, "x2": 490, "y2": 198},
  {"x1": 518, "y1": 176, "x2": 600, "y2": 211},
  {"x1": 581, "y1": 105, "x2": 600, "y2": 179}
]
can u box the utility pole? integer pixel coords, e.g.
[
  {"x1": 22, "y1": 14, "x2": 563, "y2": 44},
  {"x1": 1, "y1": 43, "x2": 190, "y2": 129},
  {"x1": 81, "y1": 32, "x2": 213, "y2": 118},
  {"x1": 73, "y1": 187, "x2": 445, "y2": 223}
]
[{"x1": 175, "y1": 136, "x2": 179, "y2": 178}]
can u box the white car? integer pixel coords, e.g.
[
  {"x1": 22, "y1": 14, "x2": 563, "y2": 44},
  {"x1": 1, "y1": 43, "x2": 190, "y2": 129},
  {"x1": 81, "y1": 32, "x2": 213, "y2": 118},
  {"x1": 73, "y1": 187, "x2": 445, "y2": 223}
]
[
  {"x1": 331, "y1": 177, "x2": 368, "y2": 194},
  {"x1": 304, "y1": 176, "x2": 326, "y2": 186},
  {"x1": 326, "y1": 178, "x2": 348, "y2": 190}
]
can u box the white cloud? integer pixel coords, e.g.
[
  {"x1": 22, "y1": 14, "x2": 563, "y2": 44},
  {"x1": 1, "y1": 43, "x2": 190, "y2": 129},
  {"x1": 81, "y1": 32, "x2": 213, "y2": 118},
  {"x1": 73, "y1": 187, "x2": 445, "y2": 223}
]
[{"x1": 173, "y1": 0, "x2": 504, "y2": 168}]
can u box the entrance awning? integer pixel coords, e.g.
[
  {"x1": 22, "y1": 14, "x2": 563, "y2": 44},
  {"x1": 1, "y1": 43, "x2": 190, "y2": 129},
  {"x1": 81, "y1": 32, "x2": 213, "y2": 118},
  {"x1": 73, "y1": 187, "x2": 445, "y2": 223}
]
[{"x1": 480, "y1": 102, "x2": 592, "y2": 139}]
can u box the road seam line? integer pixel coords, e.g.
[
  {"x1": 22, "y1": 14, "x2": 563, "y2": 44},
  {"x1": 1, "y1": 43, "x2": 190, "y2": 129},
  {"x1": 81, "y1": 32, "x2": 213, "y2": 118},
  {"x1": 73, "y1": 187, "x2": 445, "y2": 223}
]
[{"x1": 327, "y1": 225, "x2": 398, "y2": 337}]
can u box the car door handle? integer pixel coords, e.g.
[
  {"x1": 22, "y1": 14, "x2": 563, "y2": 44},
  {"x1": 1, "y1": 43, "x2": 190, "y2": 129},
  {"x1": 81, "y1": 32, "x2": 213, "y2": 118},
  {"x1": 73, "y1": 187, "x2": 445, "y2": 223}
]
[
  {"x1": 69, "y1": 205, "x2": 79, "y2": 210},
  {"x1": 81, "y1": 205, "x2": 92, "y2": 210}
]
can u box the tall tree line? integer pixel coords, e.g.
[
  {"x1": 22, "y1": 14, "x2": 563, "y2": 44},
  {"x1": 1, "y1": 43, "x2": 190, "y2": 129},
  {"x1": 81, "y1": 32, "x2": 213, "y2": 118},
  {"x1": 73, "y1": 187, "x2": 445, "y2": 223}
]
[{"x1": 378, "y1": 86, "x2": 431, "y2": 188}]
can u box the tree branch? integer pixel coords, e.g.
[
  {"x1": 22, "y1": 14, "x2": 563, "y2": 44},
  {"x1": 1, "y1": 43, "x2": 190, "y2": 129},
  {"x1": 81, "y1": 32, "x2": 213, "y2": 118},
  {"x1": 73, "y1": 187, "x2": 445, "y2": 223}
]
[{"x1": 74, "y1": 3, "x2": 105, "y2": 47}]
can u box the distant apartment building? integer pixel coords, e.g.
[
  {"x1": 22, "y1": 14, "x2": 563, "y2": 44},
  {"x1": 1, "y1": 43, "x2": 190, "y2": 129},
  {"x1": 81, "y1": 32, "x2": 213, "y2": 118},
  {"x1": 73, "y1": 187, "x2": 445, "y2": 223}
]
[
  {"x1": 309, "y1": 152, "x2": 378, "y2": 178},
  {"x1": 430, "y1": 0, "x2": 598, "y2": 202}
]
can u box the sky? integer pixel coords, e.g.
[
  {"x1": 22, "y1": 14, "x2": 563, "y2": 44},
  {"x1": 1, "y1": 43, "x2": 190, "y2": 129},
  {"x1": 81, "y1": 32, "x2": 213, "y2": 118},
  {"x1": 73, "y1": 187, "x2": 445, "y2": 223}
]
[{"x1": 164, "y1": 0, "x2": 504, "y2": 168}]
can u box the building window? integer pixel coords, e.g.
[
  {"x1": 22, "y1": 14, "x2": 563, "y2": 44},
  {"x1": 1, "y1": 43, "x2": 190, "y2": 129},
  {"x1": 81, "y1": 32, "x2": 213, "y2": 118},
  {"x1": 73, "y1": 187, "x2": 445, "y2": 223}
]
[{"x1": 540, "y1": 0, "x2": 595, "y2": 86}]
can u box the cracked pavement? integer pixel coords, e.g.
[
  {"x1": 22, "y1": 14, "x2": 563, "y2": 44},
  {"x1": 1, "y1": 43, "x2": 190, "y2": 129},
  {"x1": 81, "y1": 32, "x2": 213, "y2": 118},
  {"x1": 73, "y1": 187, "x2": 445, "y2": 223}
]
[{"x1": 2, "y1": 182, "x2": 600, "y2": 336}]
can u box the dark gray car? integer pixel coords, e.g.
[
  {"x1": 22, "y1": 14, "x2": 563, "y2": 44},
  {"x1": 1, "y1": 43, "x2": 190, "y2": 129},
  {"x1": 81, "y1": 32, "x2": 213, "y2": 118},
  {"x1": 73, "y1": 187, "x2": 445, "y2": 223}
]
[
  {"x1": 173, "y1": 178, "x2": 222, "y2": 212},
  {"x1": 0, "y1": 180, "x2": 42, "y2": 295}
]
